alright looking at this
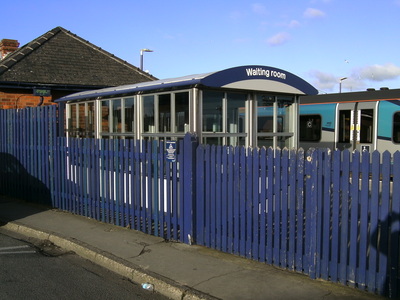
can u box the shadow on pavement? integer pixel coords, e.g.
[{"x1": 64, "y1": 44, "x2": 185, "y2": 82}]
[{"x1": 0, "y1": 152, "x2": 52, "y2": 223}]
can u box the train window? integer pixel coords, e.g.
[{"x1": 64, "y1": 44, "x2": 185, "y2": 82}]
[
  {"x1": 359, "y1": 109, "x2": 373, "y2": 143},
  {"x1": 299, "y1": 115, "x2": 321, "y2": 141},
  {"x1": 393, "y1": 112, "x2": 400, "y2": 143},
  {"x1": 338, "y1": 110, "x2": 351, "y2": 143}
]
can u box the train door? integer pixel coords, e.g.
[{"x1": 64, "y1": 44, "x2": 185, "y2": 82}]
[{"x1": 336, "y1": 102, "x2": 377, "y2": 152}]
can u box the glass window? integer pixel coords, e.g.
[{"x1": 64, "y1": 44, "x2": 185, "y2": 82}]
[
  {"x1": 227, "y1": 93, "x2": 246, "y2": 133},
  {"x1": 124, "y1": 97, "x2": 135, "y2": 133},
  {"x1": 203, "y1": 91, "x2": 223, "y2": 132},
  {"x1": 86, "y1": 102, "x2": 95, "y2": 138},
  {"x1": 300, "y1": 115, "x2": 321, "y2": 141},
  {"x1": 175, "y1": 92, "x2": 189, "y2": 132},
  {"x1": 101, "y1": 100, "x2": 110, "y2": 133},
  {"x1": 393, "y1": 112, "x2": 400, "y2": 143},
  {"x1": 256, "y1": 94, "x2": 295, "y2": 148},
  {"x1": 338, "y1": 110, "x2": 351, "y2": 143},
  {"x1": 69, "y1": 104, "x2": 78, "y2": 137},
  {"x1": 143, "y1": 95, "x2": 155, "y2": 133},
  {"x1": 159, "y1": 94, "x2": 171, "y2": 132},
  {"x1": 359, "y1": 109, "x2": 373, "y2": 143},
  {"x1": 112, "y1": 99, "x2": 122, "y2": 133}
]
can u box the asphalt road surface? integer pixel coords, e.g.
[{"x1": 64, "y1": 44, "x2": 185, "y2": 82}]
[{"x1": 0, "y1": 230, "x2": 168, "y2": 300}]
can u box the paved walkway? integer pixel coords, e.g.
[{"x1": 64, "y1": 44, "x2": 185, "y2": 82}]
[{"x1": 0, "y1": 197, "x2": 385, "y2": 300}]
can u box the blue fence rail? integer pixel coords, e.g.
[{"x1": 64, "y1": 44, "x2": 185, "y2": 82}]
[{"x1": 0, "y1": 106, "x2": 399, "y2": 297}]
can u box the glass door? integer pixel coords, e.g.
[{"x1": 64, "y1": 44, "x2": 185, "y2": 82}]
[{"x1": 336, "y1": 102, "x2": 377, "y2": 152}]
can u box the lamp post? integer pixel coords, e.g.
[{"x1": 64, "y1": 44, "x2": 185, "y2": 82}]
[
  {"x1": 140, "y1": 48, "x2": 153, "y2": 71},
  {"x1": 339, "y1": 77, "x2": 347, "y2": 93}
]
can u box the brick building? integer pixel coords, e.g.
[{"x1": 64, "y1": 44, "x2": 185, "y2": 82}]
[{"x1": 0, "y1": 27, "x2": 157, "y2": 109}]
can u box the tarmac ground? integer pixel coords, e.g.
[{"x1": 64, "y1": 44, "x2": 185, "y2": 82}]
[{"x1": 0, "y1": 196, "x2": 387, "y2": 300}]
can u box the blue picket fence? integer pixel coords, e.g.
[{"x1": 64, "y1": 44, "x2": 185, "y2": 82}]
[
  {"x1": 51, "y1": 136, "x2": 195, "y2": 243},
  {"x1": 195, "y1": 144, "x2": 400, "y2": 297},
  {"x1": 0, "y1": 106, "x2": 399, "y2": 297}
]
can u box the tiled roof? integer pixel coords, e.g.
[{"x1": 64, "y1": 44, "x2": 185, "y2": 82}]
[{"x1": 0, "y1": 27, "x2": 157, "y2": 87}]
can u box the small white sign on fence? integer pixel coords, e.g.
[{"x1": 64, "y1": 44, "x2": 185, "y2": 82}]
[{"x1": 166, "y1": 141, "x2": 176, "y2": 162}]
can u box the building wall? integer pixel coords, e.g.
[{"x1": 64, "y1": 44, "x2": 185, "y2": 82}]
[{"x1": 0, "y1": 90, "x2": 54, "y2": 109}]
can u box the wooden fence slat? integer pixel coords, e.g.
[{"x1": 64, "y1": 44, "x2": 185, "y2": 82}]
[
  {"x1": 221, "y1": 145, "x2": 228, "y2": 252},
  {"x1": 266, "y1": 148, "x2": 275, "y2": 264},
  {"x1": 273, "y1": 148, "x2": 281, "y2": 266},
  {"x1": 239, "y1": 146, "x2": 246, "y2": 257},
  {"x1": 348, "y1": 150, "x2": 360, "y2": 287},
  {"x1": 252, "y1": 148, "x2": 260, "y2": 261},
  {"x1": 330, "y1": 150, "x2": 341, "y2": 281},
  {"x1": 288, "y1": 149, "x2": 297, "y2": 270},
  {"x1": 339, "y1": 150, "x2": 350, "y2": 285},
  {"x1": 368, "y1": 151, "x2": 381, "y2": 291},
  {"x1": 295, "y1": 148, "x2": 304, "y2": 272},
  {"x1": 195, "y1": 145, "x2": 205, "y2": 244},
  {"x1": 390, "y1": 151, "x2": 400, "y2": 298},
  {"x1": 280, "y1": 148, "x2": 289, "y2": 268},
  {"x1": 227, "y1": 146, "x2": 235, "y2": 254},
  {"x1": 305, "y1": 148, "x2": 318, "y2": 279},
  {"x1": 321, "y1": 149, "x2": 332, "y2": 280},
  {"x1": 358, "y1": 150, "x2": 371, "y2": 289},
  {"x1": 233, "y1": 146, "x2": 240, "y2": 255},
  {"x1": 246, "y1": 148, "x2": 253, "y2": 259},
  {"x1": 377, "y1": 151, "x2": 391, "y2": 294},
  {"x1": 259, "y1": 147, "x2": 267, "y2": 263},
  {"x1": 216, "y1": 145, "x2": 222, "y2": 250}
]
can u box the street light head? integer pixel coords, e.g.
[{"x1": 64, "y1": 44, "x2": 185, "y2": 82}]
[
  {"x1": 140, "y1": 48, "x2": 153, "y2": 53},
  {"x1": 340, "y1": 77, "x2": 348, "y2": 82}
]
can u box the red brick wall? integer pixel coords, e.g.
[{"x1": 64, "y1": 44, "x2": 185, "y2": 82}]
[{"x1": 0, "y1": 91, "x2": 55, "y2": 109}]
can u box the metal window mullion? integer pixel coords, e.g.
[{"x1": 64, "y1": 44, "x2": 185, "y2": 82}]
[
  {"x1": 95, "y1": 100, "x2": 101, "y2": 139},
  {"x1": 154, "y1": 94, "x2": 159, "y2": 134},
  {"x1": 138, "y1": 94, "x2": 143, "y2": 140},
  {"x1": 171, "y1": 93, "x2": 176, "y2": 134},
  {"x1": 273, "y1": 96, "x2": 278, "y2": 149},
  {"x1": 222, "y1": 92, "x2": 227, "y2": 145},
  {"x1": 248, "y1": 93, "x2": 256, "y2": 148},
  {"x1": 121, "y1": 98, "x2": 126, "y2": 134}
]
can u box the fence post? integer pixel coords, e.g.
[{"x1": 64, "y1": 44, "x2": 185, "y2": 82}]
[
  {"x1": 305, "y1": 148, "x2": 318, "y2": 279},
  {"x1": 182, "y1": 133, "x2": 198, "y2": 245}
]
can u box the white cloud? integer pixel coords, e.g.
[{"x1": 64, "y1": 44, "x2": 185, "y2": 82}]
[
  {"x1": 308, "y1": 70, "x2": 337, "y2": 91},
  {"x1": 303, "y1": 8, "x2": 326, "y2": 18},
  {"x1": 267, "y1": 32, "x2": 290, "y2": 46},
  {"x1": 356, "y1": 63, "x2": 400, "y2": 81},
  {"x1": 252, "y1": 3, "x2": 269, "y2": 15},
  {"x1": 287, "y1": 20, "x2": 301, "y2": 28},
  {"x1": 309, "y1": 70, "x2": 366, "y2": 92}
]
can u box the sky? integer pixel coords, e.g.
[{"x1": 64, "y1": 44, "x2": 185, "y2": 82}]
[{"x1": 2, "y1": 0, "x2": 400, "y2": 94}]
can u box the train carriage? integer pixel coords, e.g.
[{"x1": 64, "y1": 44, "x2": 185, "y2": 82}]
[{"x1": 299, "y1": 88, "x2": 400, "y2": 153}]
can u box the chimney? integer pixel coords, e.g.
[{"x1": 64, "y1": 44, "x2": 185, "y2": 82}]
[{"x1": 0, "y1": 39, "x2": 20, "y2": 59}]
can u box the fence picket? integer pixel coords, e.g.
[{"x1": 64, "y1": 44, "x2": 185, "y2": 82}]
[
  {"x1": 378, "y1": 151, "x2": 391, "y2": 294},
  {"x1": 339, "y1": 150, "x2": 350, "y2": 285},
  {"x1": 359, "y1": 150, "x2": 371, "y2": 289},
  {"x1": 368, "y1": 151, "x2": 381, "y2": 291},
  {"x1": 390, "y1": 152, "x2": 400, "y2": 298}
]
